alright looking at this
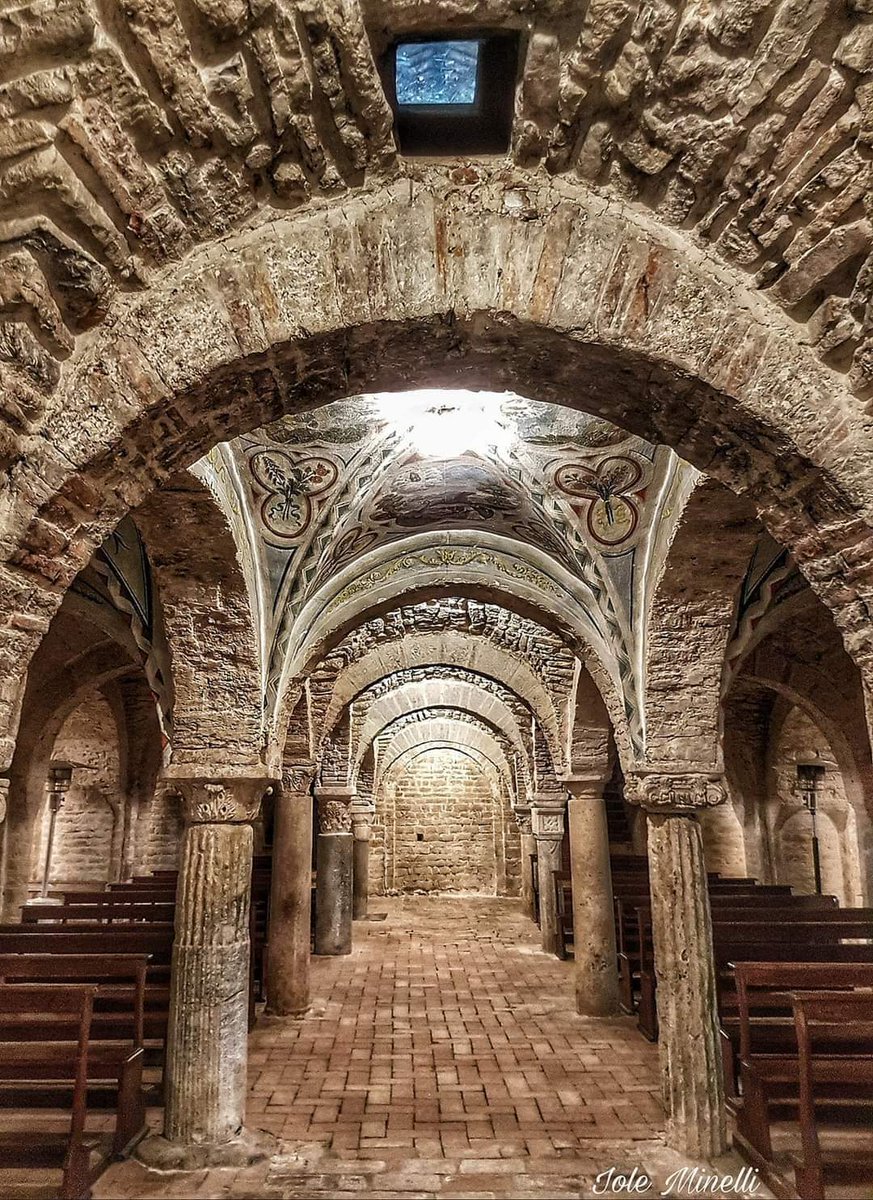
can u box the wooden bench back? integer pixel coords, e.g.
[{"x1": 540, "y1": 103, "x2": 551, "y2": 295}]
[
  {"x1": 0, "y1": 953, "x2": 150, "y2": 1046},
  {"x1": 733, "y1": 961, "x2": 873, "y2": 1061},
  {"x1": 21, "y1": 902, "x2": 176, "y2": 924}
]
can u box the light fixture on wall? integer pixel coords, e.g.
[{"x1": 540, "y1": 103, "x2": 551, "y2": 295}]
[
  {"x1": 793, "y1": 752, "x2": 834, "y2": 896},
  {"x1": 34, "y1": 760, "x2": 87, "y2": 904},
  {"x1": 375, "y1": 390, "x2": 514, "y2": 459}
]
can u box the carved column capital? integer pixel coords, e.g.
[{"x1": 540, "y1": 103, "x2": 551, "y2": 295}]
[
  {"x1": 283, "y1": 763, "x2": 317, "y2": 795},
  {"x1": 530, "y1": 793, "x2": 567, "y2": 841},
  {"x1": 349, "y1": 797, "x2": 376, "y2": 839},
  {"x1": 316, "y1": 786, "x2": 355, "y2": 835},
  {"x1": 625, "y1": 768, "x2": 727, "y2": 815},
  {"x1": 513, "y1": 805, "x2": 533, "y2": 836},
  {"x1": 560, "y1": 771, "x2": 610, "y2": 801},
  {"x1": 163, "y1": 765, "x2": 276, "y2": 825}
]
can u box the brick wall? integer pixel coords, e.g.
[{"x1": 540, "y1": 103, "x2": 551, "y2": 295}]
[
  {"x1": 372, "y1": 748, "x2": 520, "y2": 896},
  {"x1": 28, "y1": 684, "x2": 181, "y2": 887},
  {"x1": 769, "y1": 706, "x2": 863, "y2": 905},
  {"x1": 134, "y1": 788, "x2": 183, "y2": 874},
  {"x1": 31, "y1": 688, "x2": 120, "y2": 886}
]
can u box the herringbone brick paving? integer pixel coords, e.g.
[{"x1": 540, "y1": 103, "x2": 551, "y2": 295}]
[{"x1": 96, "y1": 896, "x2": 754, "y2": 1198}]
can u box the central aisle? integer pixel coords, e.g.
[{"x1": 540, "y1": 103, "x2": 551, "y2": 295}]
[
  {"x1": 253, "y1": 897, "x2": 664, "y2": 1153},
  {"x1": 98, "y1": 897, "x2": 701, "y2": 1199}
]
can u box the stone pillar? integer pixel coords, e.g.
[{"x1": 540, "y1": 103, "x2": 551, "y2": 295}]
[
  {"x1": 139, "y1": 767, "x2": 274, "y2": 1170},
  {"x1": 314, "y1": 786, "x2": 354, "y2": 956},
  {"x1": 350, "y1": 798, "x2": 375, "y2": 921},
  {"x1": 627, "y1": 770, "x2": 728, "y2": 1161},
  {"x1": 514, "y1": 806, "x2": 535, "y2": 920},
  {"x1": 265, "y1": 765, "x2": 315, "y2": 1017},
  {"x1": 531, "y1": 794, "x2": 566, "y2": 956},
  {"x1": 565, "y1": 774, "x2": 620, "y2": 1017}
]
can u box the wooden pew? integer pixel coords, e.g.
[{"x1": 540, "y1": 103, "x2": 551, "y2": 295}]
[
  {"x1": 554, "y1": 872, "x2": 573, "y2": 960},
  {"x1": 0, "y1": 929, "x2": 174, "y2": 982},
  {"x1": 636, "y1": 910, "x2": 873, "y2": 1042},
  {"x1": 718, "y1": 947, "x2": 873, "y2": 1096},
  {"x1": 0, "y1": 953, "x2": 168, "y2": 1050},
  {"x1": 792, "y1": 990, "x2": 873, "y2": 1199},
  {"x1": 729, "y1": 965, "x2": 873, "y2": 1197},
  {"x1": 63, "y1": 890, "x2": 175, "y2": 905},
  {"x1": 618, "y1": 893, "x2": 836, "y2": 1017},
  {"x1": 0, "y1": 982, "x2": 145, "y2": 1199},
  {"x1": 22, "y1": 901, "x2": 176, "y2": 925}
]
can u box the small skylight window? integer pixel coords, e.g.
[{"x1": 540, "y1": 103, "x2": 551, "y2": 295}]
[
  {"x1": 384, "y1": 33, "x2": 519, "y2": 156},
  {"x1": 395, "y1": 40, "x2": 481, "y2": 107}
]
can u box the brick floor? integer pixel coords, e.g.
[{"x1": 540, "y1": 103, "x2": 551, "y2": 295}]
[{"x1": 96, "y1": 896, "x2": 762, "y2": 1198}]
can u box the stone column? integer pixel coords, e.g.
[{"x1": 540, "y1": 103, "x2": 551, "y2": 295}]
[
  {"x1": 265, "y1": 765, "x2": 315, "y2": 1017},
  {"x1": 314, "y1": 785, "x2": 354, "y2": 956},
  {"x1": 350, "y1": 797, "x2": 375, "y2": 921},
  {"x1": 565, "y1": 773, "x2": 620, "y2": 1017},
  {"x1": 139, "y1": 767, "x2": 274, "y2": 1170},
  {"x1": 627, "y1": 770, "x2": 728, "y2": 1161},
  {"x1": 514, "y1": 806, "x2": 535, "y2": 920},
  {"x1": 531, "y1": 794, "x2": 566, "y2": 956}
]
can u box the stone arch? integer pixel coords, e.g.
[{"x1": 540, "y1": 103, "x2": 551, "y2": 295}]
[
  {"x1": 351, "y1": 680, "x2": 526, "y2": 781},
  {"x1": 375, "y1": 725, "x2": 518, "y2": 896},
  {"x1": 724, "y1": 585, "x2": 873, "y2": 892},
  {"x1": 727, "y1": 673, "x2": 872, "y2": 901},
  {"x1": 29, "y1": 686, "x2": 123, "y2": 890},
  {"x1": 279, "y1": 536, "x2": 627, "y2": 750},
  {"x1": 378, "y1": 721, "x2": 512, "y2": 786},
  {"x1": 306, "y1": 634, "x2": 567, "y2": 768},
  {"x1": 282, "y1": 532, "x2": 620, "y2": 691},
  {"x1": 4, "y1": 179, "x2": 873, "y2": 768},
  {"x1": 134, "y1": 472, "x2": 264, "y2": 767},
  {"x1": 766, "y1": 704, "x2": 865, "y2": 906},
  {"x1": 1, "y1": 633, "x2": 142, "y2": 918},
  {"x1": 643, "y1": 477, "x2": 761, "y2": 768}
]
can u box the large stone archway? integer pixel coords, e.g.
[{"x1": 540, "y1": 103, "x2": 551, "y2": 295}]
[{"x1": 3, "y1": 179, "x2": 872, "y2": 770}]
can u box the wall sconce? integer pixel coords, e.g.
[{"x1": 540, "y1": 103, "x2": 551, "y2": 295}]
[
  {"x1": 793, "y1": 753, "x2": 834, "y2": 895},
  {"x1": 35, "y1": 760, "x2": 87, "y2": 903}
]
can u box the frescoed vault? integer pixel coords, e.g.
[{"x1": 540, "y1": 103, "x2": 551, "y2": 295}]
[{"x1": 189, "y1": 392, "x2": 698, "y2": 762}]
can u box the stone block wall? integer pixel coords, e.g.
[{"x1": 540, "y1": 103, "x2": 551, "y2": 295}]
[
  {"x1": 768, "y1": 706, "x2": 863, "y2": 906},
  {"x1": 134, "y1": 788, "x2": 183, "y2": 875},
  {"x1": 31, "y1": 689, "x2": 120, "y2": 886},
  {"x1": 373, "y1": 748, "x2": 520, "y2": 896},
  {"x1": 28, "y1": 684, "x2": 180, "y2": 887}
]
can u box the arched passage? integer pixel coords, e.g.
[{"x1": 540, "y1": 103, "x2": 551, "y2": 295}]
[{"x1": 3, "y1": 180, "x2": 872, "y2": 771}]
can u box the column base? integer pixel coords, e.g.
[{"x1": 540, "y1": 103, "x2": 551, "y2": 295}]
[
  {"x1": 260, "y1": 1004, "x2": 311, "y2": 1020},
  {"x1": 136, "y1": 1126, "x2": 277, "y2": 1171}
]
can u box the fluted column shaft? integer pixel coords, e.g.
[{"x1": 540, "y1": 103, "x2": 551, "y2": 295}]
[
  {"x1": 315, "y1": 786, "x2": 354, "y2": 956},
  {"x1": 139, "y1": 768, "x2": 273, "y2": 1170},
  {"x1": 629, "y1": 770, "x2": 728, "y2": 1161},
  {"x1": 266, "y1": 767, "x2": 314, "y2": 1016},
  {"x1": 165, "y1": 820, "x2": 252, "y2": 1144},
  {"x1": 565, "y1": 775, "x2": 619, "y2": 1016},
  {"x1": 531, "y1": 795, "x2": 566, "y2": 956}
]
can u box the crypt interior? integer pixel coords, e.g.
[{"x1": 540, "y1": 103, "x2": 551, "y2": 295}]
[{"x1": 0, "y1": 3, "x2": 872, "y2": 1199}]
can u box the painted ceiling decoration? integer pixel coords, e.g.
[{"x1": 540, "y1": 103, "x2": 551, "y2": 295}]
[
  {"x1": 186, "y1": 390, "x2": 746, "y2": 759},
  {"x1": 75, "y1": 517, "x2": 174, "y2": 755},
  {"x1": 723, "y1": 532, "x2": 807, "y2": 685}
]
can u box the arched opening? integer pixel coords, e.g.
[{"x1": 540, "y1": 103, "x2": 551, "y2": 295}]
[
  {"x1": 29, "y1": 686, "x2": 122, "y2": 891},
  {"x1": 2, "y1": 178, "x2": 871, "y2": 1199}
]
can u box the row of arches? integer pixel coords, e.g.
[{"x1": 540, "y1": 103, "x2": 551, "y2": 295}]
[
  {"x1": 0, "y1": 179, "x2": 871, "y2": 1177},
  {"x1": 8, "y1": 464, "x2": 870, "y2": 916}
]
